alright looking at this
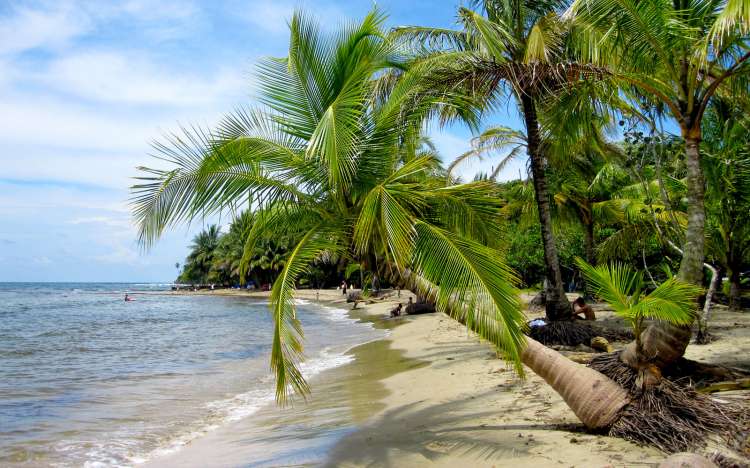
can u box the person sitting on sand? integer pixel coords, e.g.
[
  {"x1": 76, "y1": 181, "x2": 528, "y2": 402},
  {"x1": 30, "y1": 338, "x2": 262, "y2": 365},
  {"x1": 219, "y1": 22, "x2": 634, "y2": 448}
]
[
  {"x1": 572, "y1": 297, "x2": 595, "y2": 321},
  {"x1": 390, "y1": 303, "x2": 403, "y2": 318}
]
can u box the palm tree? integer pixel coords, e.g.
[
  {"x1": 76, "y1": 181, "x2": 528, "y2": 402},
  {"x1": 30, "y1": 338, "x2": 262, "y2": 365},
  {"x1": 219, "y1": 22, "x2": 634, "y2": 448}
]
[
  {"x1": 703, "y1": 96, "x2": 750, "y2": 310},
  {"x1": 393, "y1": 0, "x2": 587, "y2": 321},
  {"x1": 576, "y1": 259, "x2": 701, "y2": 384},
  {"x1": 179, "y1": 225, "x2": 221, "y2": 284},
  {"x1": 567, "y1": 0, "x2": 750, "y2": 285},
  {"x1": 132, "y1": 10, "x2": 527, "y2": 403},
  {"x1": 130, "y1": 9, "x2": 742, "y2": 446}
]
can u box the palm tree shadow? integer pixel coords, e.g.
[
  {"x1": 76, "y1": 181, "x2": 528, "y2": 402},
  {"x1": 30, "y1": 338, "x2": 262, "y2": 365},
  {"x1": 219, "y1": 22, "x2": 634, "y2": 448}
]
[{"x1": 324, "y1": 389, "x2": 585, "y2": 467}]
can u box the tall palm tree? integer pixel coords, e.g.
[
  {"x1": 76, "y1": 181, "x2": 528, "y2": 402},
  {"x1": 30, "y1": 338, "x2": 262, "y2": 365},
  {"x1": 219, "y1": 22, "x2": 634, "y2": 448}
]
[
  {"x1": 394, "y1": 0, "x2": 612, "y2": 320},
  {"x1": 567, "y1": 0, "x2": 750, "y2": 285}
]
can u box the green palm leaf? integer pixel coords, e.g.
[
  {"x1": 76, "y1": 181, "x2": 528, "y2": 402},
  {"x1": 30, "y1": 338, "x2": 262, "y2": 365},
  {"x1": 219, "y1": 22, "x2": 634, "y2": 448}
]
[
  {"x1": 411, "y1": 221, "x2": 526, "y2": 373},
  {"x1": 269, "y1": 223, "x2": 346, "y2": 403}
]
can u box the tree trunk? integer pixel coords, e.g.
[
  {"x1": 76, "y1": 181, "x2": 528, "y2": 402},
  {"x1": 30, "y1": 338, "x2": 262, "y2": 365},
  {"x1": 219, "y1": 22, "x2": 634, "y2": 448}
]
[
  {"x1": 626, "y1": 132, "x2": 705, "y2": 373},
  {"x1": 677, "y1": 135, "x2": 706, "y2": 285},
  {"x1": 520, "y1": 93, "x2": 571, "y2": 321},
  {"x1": 584, "y1": 217, "x2": 595, "y2": 266},
  {"x1": 696, "y1": 265, "x2": 721, "y2": 344},
  {"x1": 582, "y1": 216, "x2": 596, "y2": 298},
  {"x1": 521, "y1": 337, "x2": 630, "y2": 429},
  {"x1": 728, "y1": 267, "x2": 741, "y2": 311}
]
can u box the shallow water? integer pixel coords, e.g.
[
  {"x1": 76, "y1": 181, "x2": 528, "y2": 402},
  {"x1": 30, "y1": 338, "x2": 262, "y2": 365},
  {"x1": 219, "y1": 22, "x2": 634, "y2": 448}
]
[
  {"x1": 141, "y1": 329, "x2": 426, "y2": 468},
  {"x1": 0, "y1": 283, "x2": 384, "y2": 467}
]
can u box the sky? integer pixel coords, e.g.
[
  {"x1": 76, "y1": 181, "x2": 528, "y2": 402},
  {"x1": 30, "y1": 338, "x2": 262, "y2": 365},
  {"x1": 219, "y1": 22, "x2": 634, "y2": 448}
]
[{"x1": 0, "y1": 0, "x2": 526, "y2": 282}]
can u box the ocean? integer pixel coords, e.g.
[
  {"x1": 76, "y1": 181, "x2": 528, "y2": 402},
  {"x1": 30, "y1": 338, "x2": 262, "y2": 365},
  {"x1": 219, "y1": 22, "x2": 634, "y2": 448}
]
[{"x1": 0, "y1": 283, "x2": 384, "y2": 467}]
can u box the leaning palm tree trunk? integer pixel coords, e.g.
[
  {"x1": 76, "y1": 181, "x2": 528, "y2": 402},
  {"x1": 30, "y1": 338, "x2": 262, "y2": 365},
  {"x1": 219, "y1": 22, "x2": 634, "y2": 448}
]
[{"x1": 522, "y1": 337, "x2": 629, "y2": 429}]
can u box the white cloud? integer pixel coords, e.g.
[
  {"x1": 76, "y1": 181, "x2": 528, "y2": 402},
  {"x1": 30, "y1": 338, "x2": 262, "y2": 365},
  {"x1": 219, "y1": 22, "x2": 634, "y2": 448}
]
[
  {"x1": 0, "y1": 93, "x2": 158, "y2": 151},
  {"x1": 69, "y1": 216, "x2": 131, "y2": 229},
  {"x1": 116, "y1": 0, "x2": 199, "y2": 23},
  {"x1": 234, "y1": 0, "x2": 347, "y2": 34},
  {"x1": 0, "y1": 1, "x2": 202, "y2": 58},
  {"x1": 1, "y1": 148, "x2": 145, "y2": 189},
  {"x1": 0, "y1": 3, "x2": 90, "y2": 56},
  {"x1": 39, "y1": 51, "x2": 248, "y2": 106}
]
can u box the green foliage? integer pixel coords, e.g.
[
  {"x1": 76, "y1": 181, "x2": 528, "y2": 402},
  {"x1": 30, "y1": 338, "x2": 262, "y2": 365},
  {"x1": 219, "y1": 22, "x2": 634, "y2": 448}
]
[
  {"x1": 178, "y1": 225, "x2": 221, "y2": 284},
  {"x1": 702, "y1": 97, "x2": 750, "y2": 285},
  {"x1": 134, "y1": 9, "x2": 527, "y2": 404},
  {"x1": 505, "y1": 224, "x2": 545, "y2": 288},
  {"x1": 575, "y1": 258, "x2": 701, "y2": 345}
]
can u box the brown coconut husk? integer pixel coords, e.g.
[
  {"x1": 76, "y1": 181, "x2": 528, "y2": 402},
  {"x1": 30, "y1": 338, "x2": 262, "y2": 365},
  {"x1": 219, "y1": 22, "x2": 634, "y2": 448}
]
[
  {"x1": 527, "y1": 319, "x2": 634, "y2": 347},
  {"x1": 589, "y1": 352, "x2": 749, "y2": 458}
]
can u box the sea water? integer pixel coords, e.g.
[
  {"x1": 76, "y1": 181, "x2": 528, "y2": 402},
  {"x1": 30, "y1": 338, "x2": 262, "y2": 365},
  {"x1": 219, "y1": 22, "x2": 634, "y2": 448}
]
[{"x1": 0, "y1": 283, "x2": 383, "y2": 467}]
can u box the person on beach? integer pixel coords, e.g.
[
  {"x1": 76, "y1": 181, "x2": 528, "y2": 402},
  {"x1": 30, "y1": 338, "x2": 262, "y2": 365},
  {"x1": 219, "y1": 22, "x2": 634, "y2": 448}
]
[
  {"x1": 572, "y1": 297, "x2": 596, "y2": 321},
  {"x1": 390, "y1": 303, "x2": 403, "y2": 318},
  {"x1": 341, "y1": 280, "x2": 348, "y2": 295}
]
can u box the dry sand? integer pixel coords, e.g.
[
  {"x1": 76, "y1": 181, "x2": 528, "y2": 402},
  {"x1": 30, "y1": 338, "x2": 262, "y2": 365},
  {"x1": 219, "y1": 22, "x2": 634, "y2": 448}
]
[{"x1": 155, "y1": 288, "x2": 750, "y2": 467}]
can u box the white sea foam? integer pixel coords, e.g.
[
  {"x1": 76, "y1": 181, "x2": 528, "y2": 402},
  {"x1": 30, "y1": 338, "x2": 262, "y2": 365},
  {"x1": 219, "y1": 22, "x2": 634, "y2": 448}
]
[
  {"x1": 133, "y1": 346, "x2": 357, "y2": 465},
  {"x1": 46, "y1": 293, "x2": 384, "y2": 468}
]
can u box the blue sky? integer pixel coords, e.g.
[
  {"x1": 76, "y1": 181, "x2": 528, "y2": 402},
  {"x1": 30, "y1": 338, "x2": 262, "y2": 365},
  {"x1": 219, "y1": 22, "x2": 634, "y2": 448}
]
[{"x1": 0, "y1": 0, "x2": 525, "y2": 282}]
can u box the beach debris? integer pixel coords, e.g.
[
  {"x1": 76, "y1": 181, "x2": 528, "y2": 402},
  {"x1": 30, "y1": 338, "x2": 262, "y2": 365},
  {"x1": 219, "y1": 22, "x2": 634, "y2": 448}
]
[
  {"x1": 590, "y1": 336, "x2": 613, "y2": 353},
  {"x1": 527, "y1": 319, "x2": 633, "y2": 347},
  {"x1": 589, "y1": 352, "x2": 749, "y2": 455},
  {"x1": 405, "y1": 302, "x2": 436, "y2": 315},
  {"x1": 697, "y1": 378, "x2": 750, "y2": 394},
  {"x1": 658, "y1": 452, "x2": 717, "y2": 468},
  {"x1": 529, "y1": 319, "x2": 546, "y2": 327}
]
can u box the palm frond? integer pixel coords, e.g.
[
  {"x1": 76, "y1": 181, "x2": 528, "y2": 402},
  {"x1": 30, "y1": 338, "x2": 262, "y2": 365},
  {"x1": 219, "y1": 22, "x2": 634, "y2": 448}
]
[
  {"x1": 411, "y1": 221, "x2": 526, "y2": 373},
  {"x1": 632, "y1": 277, "x2": 701, "y2": 325},
  {"x1": 269, "y1": 222, "x2": 346, "y2": 403},
  {"x1": 575, "y1": 258, "x2": 638, "y2": 314}
]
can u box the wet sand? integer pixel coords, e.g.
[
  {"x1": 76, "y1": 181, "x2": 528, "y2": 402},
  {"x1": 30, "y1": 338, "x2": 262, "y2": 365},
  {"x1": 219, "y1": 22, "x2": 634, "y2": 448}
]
[{"x1": 150, "y1": 289, "x2": 750, "y2": 467}]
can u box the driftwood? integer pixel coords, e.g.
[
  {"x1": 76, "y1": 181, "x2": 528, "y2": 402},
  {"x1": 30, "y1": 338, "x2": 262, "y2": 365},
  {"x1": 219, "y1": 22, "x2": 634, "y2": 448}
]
[
  {"x1": 562, "y1": 352, "x2": 598, "y2": 364},
  {"x1": 698, "y1": 379, "x2": 750, "y2": 394}
]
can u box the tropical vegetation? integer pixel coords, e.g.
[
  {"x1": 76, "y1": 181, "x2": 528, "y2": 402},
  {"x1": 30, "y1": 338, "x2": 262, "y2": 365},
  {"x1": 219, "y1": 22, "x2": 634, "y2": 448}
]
[{"x1": 131, "y1": 0, "x2": 750, "y2": 456}]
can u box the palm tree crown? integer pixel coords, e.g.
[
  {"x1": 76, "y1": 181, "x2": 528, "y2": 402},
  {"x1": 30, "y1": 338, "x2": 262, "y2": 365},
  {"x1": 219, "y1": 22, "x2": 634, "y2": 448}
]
[{"x1": 131, "y1": 9, "x2": 527, "y2": 403}]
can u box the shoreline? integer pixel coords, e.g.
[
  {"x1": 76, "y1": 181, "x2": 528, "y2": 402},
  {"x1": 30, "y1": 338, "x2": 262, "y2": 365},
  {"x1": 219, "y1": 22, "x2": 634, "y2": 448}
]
[
  {"x1": 141, "y1": 289, "x2": 416, "y2": 467},
  {"x1": 144, "y1": 289, "x2": 750, "y2": 467}
]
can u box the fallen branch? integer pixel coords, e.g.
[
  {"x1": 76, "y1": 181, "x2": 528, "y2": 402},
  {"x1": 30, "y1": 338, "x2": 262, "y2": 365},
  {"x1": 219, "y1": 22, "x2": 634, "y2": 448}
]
[{"x1": 698, "y1": 378, "x2": 750, "y2": 394}]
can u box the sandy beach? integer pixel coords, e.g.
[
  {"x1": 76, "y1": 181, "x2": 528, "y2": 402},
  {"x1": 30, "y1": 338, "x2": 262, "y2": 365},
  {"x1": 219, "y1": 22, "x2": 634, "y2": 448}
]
[{"x1": 150, "y1": 288, "x2": 750, "y2": 467}]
